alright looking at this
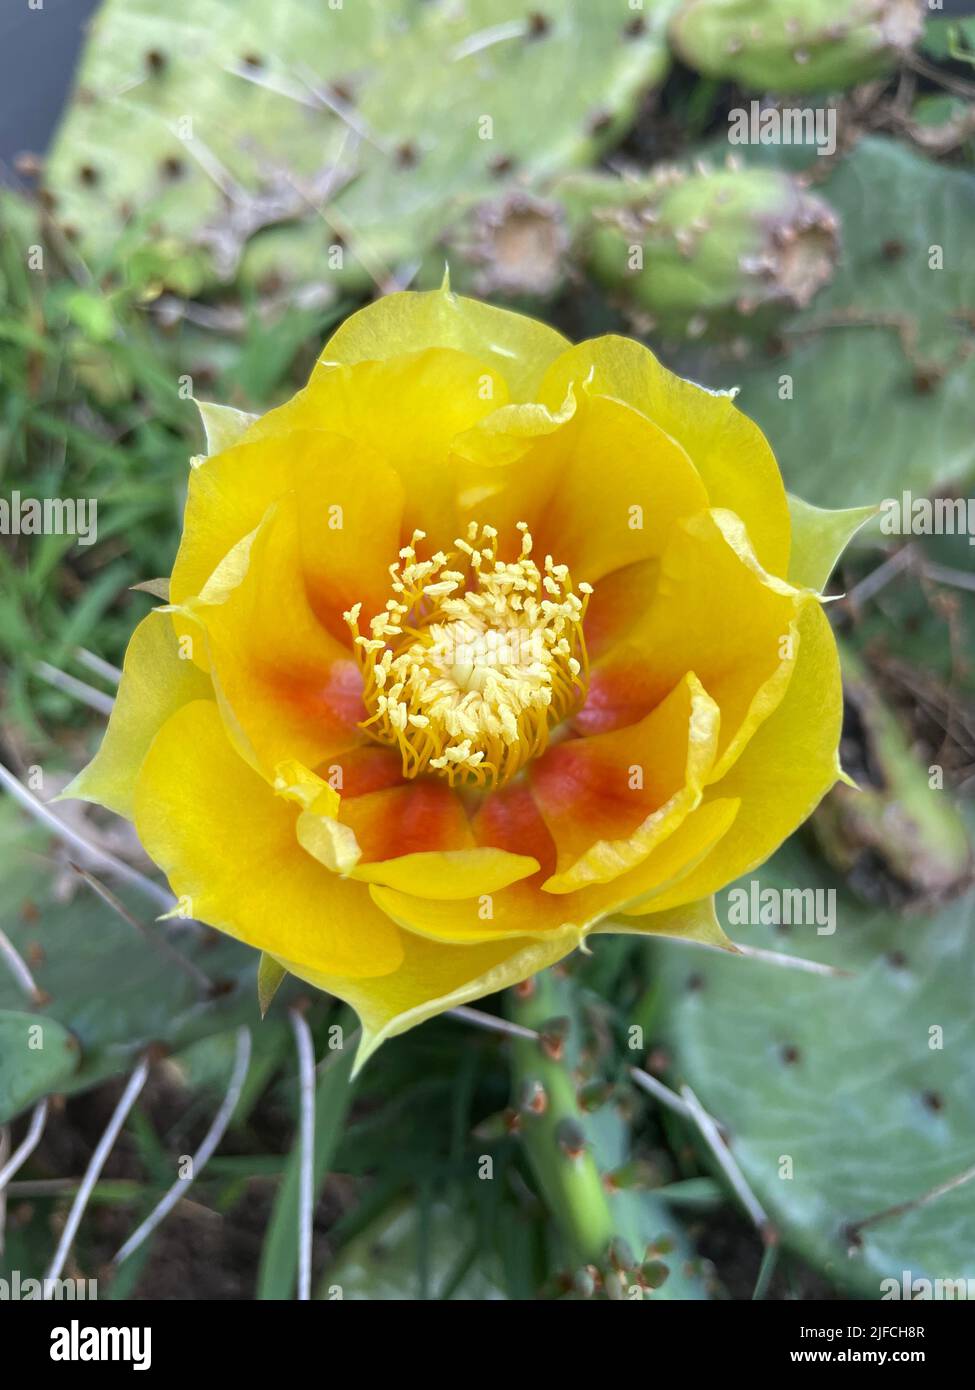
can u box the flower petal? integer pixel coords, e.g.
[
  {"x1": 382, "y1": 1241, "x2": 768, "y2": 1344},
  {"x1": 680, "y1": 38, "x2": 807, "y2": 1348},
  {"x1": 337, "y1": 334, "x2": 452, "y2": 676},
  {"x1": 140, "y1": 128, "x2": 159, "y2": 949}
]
[
  {"x1": 369, "y1": 795, "x2": 741, "y2": 948},
  {"x1": 277, "y1": 922, "x2": 587, "y2": 1075},
  {"x1": 61, "y1": 609, "x2": 211, "y2": 819},
  {"x1": 359, "y1": 822, "x2": 740, "y2": 1072},
  {"x1": 352, "y1": 848, "x2": 540, "y2": 899},
  {"x1": 182, "y1": 494, "x2": 365, "y2": 776},
  {"x1": 787, "y1": 494, "x2": 877, "y2": 593},
  {"x1": 538, "y1": 335, "x2": 791, "y2": 578},
  {"x1": 514, "y1": 393, "x2": 710, "y2": 584},
  {"x1": 287, "y1": 350, "x2": 510, "y2": 545},
  {"x1": 599, "y1": 895, "x2": 738, "y2": 952},
  {"x1": 319, "y1": 281, "x2": 570, "y2": 400},
  {"x1": 133, "y1": 701, "x2": 404, "y2": 978},
  {"x1": 580, "y1": 510, "x2": 800, "y2": 773},
  {"x1": 194, "y1": 399, "x2": 258, "y2": 456},
  {"x1": 290, "y1": 772, "x2": 541, "y2": 900},
  {"x1": 531, "y1": 673, "x2": 720, "y2": 891},
  {"x1": 171, "y1": 430, "x2": 404, "y2": 645},
  {"x1": 640, "y1": 600, "x2": 842, "y2": 911}
]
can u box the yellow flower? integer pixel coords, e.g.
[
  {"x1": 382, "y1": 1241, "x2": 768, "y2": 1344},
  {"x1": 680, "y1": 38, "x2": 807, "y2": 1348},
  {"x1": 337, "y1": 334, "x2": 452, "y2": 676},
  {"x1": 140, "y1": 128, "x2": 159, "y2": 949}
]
[{"x1": 67, "y1": 284, "x2": 870, "y2": 1069}]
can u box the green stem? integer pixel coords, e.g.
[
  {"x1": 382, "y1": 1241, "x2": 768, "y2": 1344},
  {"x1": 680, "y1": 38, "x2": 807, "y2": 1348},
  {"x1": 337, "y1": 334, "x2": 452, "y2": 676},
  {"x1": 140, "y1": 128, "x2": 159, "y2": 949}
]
[{"x1": 506, "y1": 972, "x2": 614, "y2": 1266}]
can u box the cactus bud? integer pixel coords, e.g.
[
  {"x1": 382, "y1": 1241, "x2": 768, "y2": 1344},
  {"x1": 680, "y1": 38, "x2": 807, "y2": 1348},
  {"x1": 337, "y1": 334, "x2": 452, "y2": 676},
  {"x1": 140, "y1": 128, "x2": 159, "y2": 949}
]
[
  {"x1": 670, "y1": 0, "x2": 923, "y2": 95},
  {"x1": 441, "y1": 192, "x2": 570, "y2": 300},
  {"x1": 574, "y1": 164, "x2": 839, "y2": 341}
]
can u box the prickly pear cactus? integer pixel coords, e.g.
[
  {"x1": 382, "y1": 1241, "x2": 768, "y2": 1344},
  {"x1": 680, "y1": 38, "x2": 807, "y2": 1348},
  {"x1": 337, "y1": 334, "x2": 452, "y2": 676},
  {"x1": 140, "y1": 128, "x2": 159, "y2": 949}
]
[
  {"x1": 652, "y1": 837, "x2": 975, "y2": 1295},
  {"x1": 324, "y1": 1197, "x2": 508, "y2": 1300},
  {"x1": 436, "y1": 191, "x2": 571, "y2": 301},
  {"x1": 44, "y1": 0, "x2": 672, "y2": 296},
  {"x1": 564, "y1": 162, "x2": 839, "y2": 339},
  {"x1": 0, "y1": 800, "x2": 274, "y2": 1122},
  {"x1": 669, "y1": 0, "x2": 924, "y2": 95},
  {"x1": 677, "y1": 137, "x2": 975, "y2": 507},
  {"x1": 507, "y1": 970, "x2": 709, "y2": 1299}
]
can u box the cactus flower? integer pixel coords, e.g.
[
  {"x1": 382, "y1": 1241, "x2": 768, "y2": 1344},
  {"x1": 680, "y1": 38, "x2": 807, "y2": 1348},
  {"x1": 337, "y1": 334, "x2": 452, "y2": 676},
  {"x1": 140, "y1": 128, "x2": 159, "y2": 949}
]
[{"x1": 66, "y1": 283, "x2": 869, "y2": 1068}]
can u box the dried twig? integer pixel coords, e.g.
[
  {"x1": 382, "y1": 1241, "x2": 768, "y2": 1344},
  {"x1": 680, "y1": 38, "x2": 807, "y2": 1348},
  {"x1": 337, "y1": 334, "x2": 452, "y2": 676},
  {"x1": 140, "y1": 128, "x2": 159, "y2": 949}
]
[
  {"x1": 847, "y1": 1158, "x2": 975, "y2": 1242},
  {"x1": 32, "y1": 661, "x2": 115, "y2": 716},
  {"x1": 680, "y1": 1082, "x2": 773, "y2": 1239},
  {"x1": 0, "y1": 1100, "x2": 49, "y2": 1195},
  {"x1": 74, "y1": 648, "x2": 122, "y2": 685},
  {"x1": 0, "y1": 925, "x2": 44, "y2": 1003},
  {"x1": 45, "y1": 1059, "x2": 150, "y2": 1291},
  {"x1": 448, "y1": 1004, "x2": 540, "y2": 1042},
  {"x1": 113, "y1": 1028, "x2": 252, "y2": 1266},
  {"x1": 289, "y1": 1009, "x2": 316, "y2": 1301},
  {"x1": 71, "y1": 865, "x2": 213, "y2": 994},
  {"x1": 0, "y1": 761, "x2": 172, "y2": 911}
]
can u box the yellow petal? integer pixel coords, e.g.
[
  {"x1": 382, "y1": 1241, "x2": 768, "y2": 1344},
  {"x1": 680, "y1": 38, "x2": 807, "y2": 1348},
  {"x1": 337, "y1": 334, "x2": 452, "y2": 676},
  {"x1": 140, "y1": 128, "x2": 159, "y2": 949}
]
[
  {"x1": 351, "y1": 848, "x2": 540, "y2": 899},
  {"x1": 331, "y1": 881, "x2": 743, "y2": 1071},
  {"x1": 133, "y1": 700, "x2": 403, "y2": 978},
  {"x1": 273, "y1": 761, "x2": 362, "y2": 875},
  {"x1": 279, "y1": 922, "x2": 586, "y2": 1075},
  {"x1": 194, "y1": 399, "x2": 258, "y2": 455},
  {"x1": 369, "y1": 877, "x2": 576, "y2": 946},
  {"x1": 295, "y1": 776, "x2": 540, "y2": 898},
  {"x1": 61, "y1": 608, "x2": 211, "y2": 819},
  {"x1": 182, "y1": 494, "x2": 364, "y2": 776},
  {"x1": 319, "y1": 281, "x2": 570, "y2": 401},
  {"x1": 170, "y1": 430, "x2": 404, "y2": 655},
  {"x1": 369, "y1": 796, "x2": 740, "y2": 947},
  {"x1": 281, "y1": 350, "x2": 509, "y2": 544},
  {"x1": 452, "y1": 389, "x2": 577, "y2": 469},
  {"x1": 616, "y1": 797, "x2": 742, "y2": 915},
  {"x1": 533, "y1": 673, "x2": 721, "y2": 891},
  {"x1": 510, "y1": 392, "x2": 710, "y2": 584},
  {"x1": 643, "y1": 600, "x2": 842, "y2": 911},
  {"x1": 538, "y1": 335, "x2": 791, "y2": 578},
  {"x1": 585, "y1": 509, "x2": 801, "y2": 771},
  {"x1": 599, "y1": 895, "x2": 739, "y2": 952}
]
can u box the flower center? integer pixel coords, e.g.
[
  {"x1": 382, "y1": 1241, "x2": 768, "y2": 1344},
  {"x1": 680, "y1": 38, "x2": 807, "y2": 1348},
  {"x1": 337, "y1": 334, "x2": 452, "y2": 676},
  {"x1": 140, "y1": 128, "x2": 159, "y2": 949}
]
[{"x1": 345, "y1": 522, "x2": 592, "y2": 788}]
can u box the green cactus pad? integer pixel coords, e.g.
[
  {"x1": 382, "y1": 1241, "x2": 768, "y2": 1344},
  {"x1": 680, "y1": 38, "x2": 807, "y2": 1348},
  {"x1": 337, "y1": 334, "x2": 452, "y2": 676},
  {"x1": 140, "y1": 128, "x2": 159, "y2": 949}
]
[
  {"x1": 678, "y1": 137, "x2": 975, "y2": 507},
  {"x1": 0, "y1": 799, "x2": 270, "y2": 1120},
  {"x1": 567, "y1": 163, "x2": 839, "y2": 338},
  {"x1": 670, "y1": 0, "x2": 923, "y2": 95},
  {"x1": 653, "y1": 837, "x2": 975, "y2": 1294},
  {"x1": 0, "y1": 1010, "x2": 80, "y2": 1124},
  {"x1": 44, "y1": 0, "x2": 671, "y2": 296}
]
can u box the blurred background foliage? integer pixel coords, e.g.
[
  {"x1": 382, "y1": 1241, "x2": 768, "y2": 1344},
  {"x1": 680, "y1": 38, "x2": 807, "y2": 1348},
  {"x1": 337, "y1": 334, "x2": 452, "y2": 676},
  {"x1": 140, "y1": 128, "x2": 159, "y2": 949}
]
[{"x1": 0, "y1": 0, "x2": 974, "y2": 1300}]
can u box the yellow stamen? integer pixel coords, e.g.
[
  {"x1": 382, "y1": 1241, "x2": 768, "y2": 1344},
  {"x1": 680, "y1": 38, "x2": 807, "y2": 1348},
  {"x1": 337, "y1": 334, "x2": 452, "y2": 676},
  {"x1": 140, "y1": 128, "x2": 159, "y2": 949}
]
[{"x1": 344, "y1": 523, "x2": 592, "y2": 789}]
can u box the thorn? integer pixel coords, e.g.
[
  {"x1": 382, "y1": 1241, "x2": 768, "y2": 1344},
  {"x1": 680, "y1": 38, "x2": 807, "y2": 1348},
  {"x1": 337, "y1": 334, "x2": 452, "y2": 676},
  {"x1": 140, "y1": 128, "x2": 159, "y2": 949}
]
[
  {"x1": 538, "y1": 1015, "x2": 570, "y2": 1061},
  {"x1": 555, "y1": 1118, "x2": 587, "y2": 1160},
  {"x1": 608, "y1": 1236, "x2": 636, "y2": 1272},
  {"x1": 519, "y1": 1080, "x2": 548, "y2": 1116},
  {"x1": 640, "y1": 1259, "x2": 670, "y2": 1290}
]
